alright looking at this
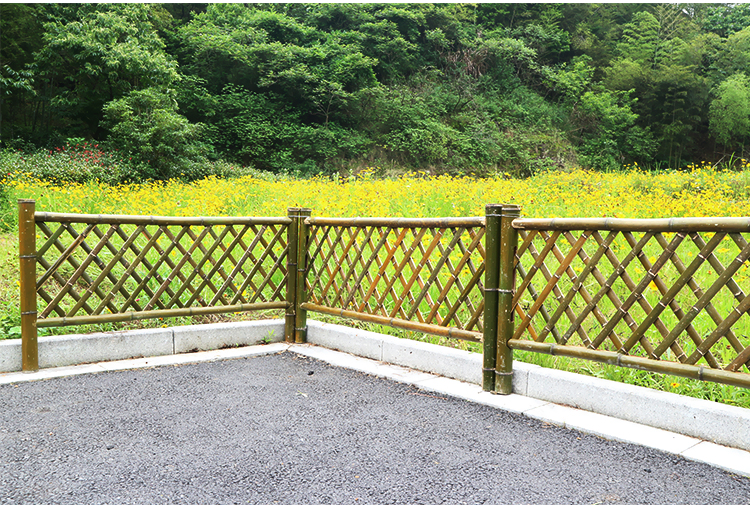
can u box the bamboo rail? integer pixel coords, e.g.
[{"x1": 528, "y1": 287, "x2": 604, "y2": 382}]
[
  {"x1": 37, "y1": 302, "x2": 288, "y2": 328},
  {"x1": 509, "y1": 339, "x2": 750, "y2": 388},
  {"x1": 302, "y1": 302, "x2": 482, "y2": 342},
  {"x1": 36, "y1": 212, "x2": 291, "y2": 226},
  {"x1": 514, "y1": 217, "x2": 750, "y2": 232}
]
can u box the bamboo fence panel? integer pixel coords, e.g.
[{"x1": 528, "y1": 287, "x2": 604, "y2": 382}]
[
  {"x1": 33, "y1": 212, "x2": 292, "y2": 327},
  {"x1": 510, "y1": 218, "x2": 750, "y2": 385},
  {"x1": 304, "y1": 216, "x2": 486, "y2": 342}
]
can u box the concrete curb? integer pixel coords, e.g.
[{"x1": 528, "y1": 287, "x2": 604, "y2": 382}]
[
  {"x1": 306, "y1": 320, "x2": 750, "y2": 453},
  {"x1": 0, "y1": 320, "x2": 284, "y2": 373},
  {"x1": 1, "y1": 318, "x2": 748, "y2": 457}
]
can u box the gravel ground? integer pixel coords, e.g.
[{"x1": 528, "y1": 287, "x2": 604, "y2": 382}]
[{"x1": 1, "y1": 351, "x2": 748, "y2": 505}]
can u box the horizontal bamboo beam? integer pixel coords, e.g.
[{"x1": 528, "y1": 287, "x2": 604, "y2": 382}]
[
  {"x1": 35, "y1": 212, "x2": 291, "y2": 226},
  {"x1": 513, "y1": 217, "x2": 750, "y2": 233},
  {"x1": 306, "y1": 217, "x2": 485, "y2": 228},
  {"x1": 302, "y1": 302, "x2": 482, "y2": 342},
  {"x1": 37, "y1": 302, "x2": 289, "y2": 328},
  {"x1": 508, "y1": 339, "x2": 750, "y2": 389}
]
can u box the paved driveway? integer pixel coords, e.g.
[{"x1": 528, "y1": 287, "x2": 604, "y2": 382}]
[{"x1": 1, "y1": 351, "x2": 748, "y2": 504}]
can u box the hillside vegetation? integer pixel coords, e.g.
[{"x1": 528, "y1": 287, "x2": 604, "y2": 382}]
[{"x1": 2, "y1": 3, "x2": 750, "y2": 180}]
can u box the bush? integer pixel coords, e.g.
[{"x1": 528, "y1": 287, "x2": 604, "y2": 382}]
[{"x1": 102, "y1": 87, "x2": 209, "y2": 180}]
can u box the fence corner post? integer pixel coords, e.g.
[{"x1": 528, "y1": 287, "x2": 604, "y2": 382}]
[
  {"x1": 19, "y1": 199, "x2": 38, "y2": 372},
  {"x1": 285, "y1": 208, "x2": 301, "y2": 343},
  {"x1": 483, "y1": 204, "x2": 502, "y2": 391},
  {"x1": 496, "y1": 204, "x2": 520, "y2": 394},
  {"x1": 295, "y1": 208, "x2": 312, "y2": 343}
]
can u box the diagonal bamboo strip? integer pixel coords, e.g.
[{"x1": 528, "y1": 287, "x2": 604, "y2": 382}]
[
  {"x1": 687, "y1": 294, "x2": 750, "y2": 365},
  {"x1": 232, "y1": 226, "x2": 290, "y2": 304},
  {"x1": 141, "y1": 225, "x2": 195, "y2": 308},
  {"x1": 138, "y1": 226, "x2": 195, "y2": 311},
  {"x1": 186, "y1": 224, "x2": 250, "y2": 306},
  {"x1": 35, "y1": 223, "x2": 95, "y2": 288},
  {"x1": 653, "y1": 240, "x2": 750, "y2": 358},
  {"x1": 402, "y1": 229, "x2": 451, "y2": 322},
  {"x1": 36, "y1": 223, "x2": 99, "y2": 317},
  {"x1": 153, "y1": 226, "x2": 201, "y2": 307},
  {"x1": 427, "y1": 229, "x2": 485, "y2": 327},
  {"x1": 222, "y1": 224, "x2": 270, "y2": 304},
  {"x1": 196, "y1": 225, "x2": 244, "y2": 299},
  {"x1": 514, "y1": 229, "x2": 538, "y2": 265},
  {"x1": 563, "y1": 231, "x2": 626, "y2": 349},
  {"x1": 88, "y1": 224, "x2": 145, "y2": 314},
  {"x1": 512, "y1": 231, "x2": 590, "y2": 340},
  {"x1": 143, "y1": 226, "x2": 193, "y2": 309},
  {"x1": 389, "y1": 229, "x2": 444, "y2": 319},
  {"x1": 183, "y1": 225, "x2": 236, "y2": 307},
  {"x1": 60, "y1": 225, "x2": 121, "y2": 317},
  {"x1": 442, "y1": 261, "x2": 485, "y2": 330},
  {"x1": 375, "y1": 228, "x2": 428, "y2": 319},
  {"x1": 339, "y1": 226, "x2": 379, "y2": 309},
  {"x1": 164, "y1": 227, "x2": 214, "y2": 307},
  {"x1": 116, "y1": 227, "x2": 167, "y2": 312},
  {"x1": 111, "y1": 225, "x2": 170, "y2": 308},
  {"x1": 725, "y1": 234, "x2": 750, "y2": 303},
  {"x1": 35, "y1": 256, "x2": 81, "y2": 317},
  {"x1": 229, "y1": 224, "x2": 286, "y2": 303},
  {"x1": 358, "y1": 228, "x2": 409, "y2": 313},
  {"x1": 36, "y1": 223, "x2": 67, "y2": 259},
  {"x1": 583, "y1": 232, "x2": 653, "y2": 351},
  {"x1": 684, "y1": 233, "x2": 747, "y2": 354},
  {"x1": 421, "y1": 231, "x2": 468, "y2": 326},
  {"x1": 628, "y1": 232, "x2": 723, "y2": 366},
  {"x1": 450, "y1": 228, "x2": 485, "y2": 332},
  {"x1": 513, "y1": 231, "x2": 561, "y2": 307},
  {"x1": 655, "y1": 233, "x2": 724, "y2": 369},
  {"x1": 618, "y1": 232, "x2": 688, "y2": 361},
  {"x1": 518, "y1": 232, "x2": 588, "y2": 345},
  {"x1": 513, "y1": 248, "x2": 561, "y2": 343},
  {"x1": 727, "y1": 344, "x2": 750, "y2": 372},
  {"x1": 321, "y1": 226, "x2": 362, "y2": 303},
  {"x1": 310, "y1": 226, "x2": 346, "y2": 303},
  {"x1": 537, "y1": 231, "x2": 617, "y2": 344}
]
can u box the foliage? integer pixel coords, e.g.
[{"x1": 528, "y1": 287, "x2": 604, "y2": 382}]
[
  {"x1": 102, "y1": 87, "x2": 207, "y2": 180},
  {"x1": 3, "y1": 3, "x2": 750, "y2": 174},
  {"x1": 709, "y1": 73, "x2": 750, "y2": 148}
]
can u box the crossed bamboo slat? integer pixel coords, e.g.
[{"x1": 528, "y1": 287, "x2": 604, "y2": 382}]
[
  {"x1": 35, "y1": 219, "x2": 289, "y2": 322},
  {"x1": 305, "y1": 223, "x2": 486, "y2": 335},
  {"x1": 512, "y1": 223, "x2": 750, "y2": 374}
]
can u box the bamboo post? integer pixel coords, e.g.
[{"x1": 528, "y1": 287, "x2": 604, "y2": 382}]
[
  {"x1": 483, "y1": 204, "x2": 502, "y2": 391},
  {"x1": 19, "y1": 200, "x2": 38, "y2": 372},
  {"x1": 285, "y1": 208, "x2": 301, "y2": 343},
  {"x1": 295, "y1": 208, "x2": 312, "y2": 343},
  {"x1": 496, "y1": 205, "x2": 520, "y2": 394}
]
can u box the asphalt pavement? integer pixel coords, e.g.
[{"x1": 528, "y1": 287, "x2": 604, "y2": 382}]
[{"x1": 1, "y1": 351, "x2": 748, "y2": 505}]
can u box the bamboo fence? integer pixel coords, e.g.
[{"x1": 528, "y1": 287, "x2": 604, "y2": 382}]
[{"x1": 18, "y1": 201, "x2": 750, "y2": 391}]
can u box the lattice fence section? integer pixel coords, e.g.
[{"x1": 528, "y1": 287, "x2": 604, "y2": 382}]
[
  {"x1": 34, "y1": 214, "x2": 291, "y2": 325},
  {"x1": 511, "y1": 222, "x2": 750, "y2": 374},
  {"x1": 305, "y1": 218, "x2": 486, "y2": 338}
]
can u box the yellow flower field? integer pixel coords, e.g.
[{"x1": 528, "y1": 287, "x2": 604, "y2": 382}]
[{"x1": 5, "y1": 163, "x2": 750, "y2": 220}]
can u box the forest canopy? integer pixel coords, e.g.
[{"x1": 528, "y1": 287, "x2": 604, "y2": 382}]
[{"x1": 2, "y1": 3, "x2": 750, "y2": 179}]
